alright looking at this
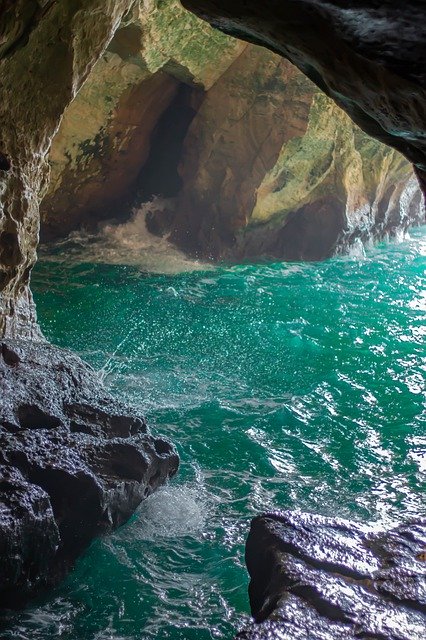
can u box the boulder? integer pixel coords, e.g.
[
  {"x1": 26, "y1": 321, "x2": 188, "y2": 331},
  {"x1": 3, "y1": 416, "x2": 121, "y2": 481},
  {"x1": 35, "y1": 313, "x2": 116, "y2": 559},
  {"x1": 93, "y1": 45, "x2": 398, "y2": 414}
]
[
  {"x1": 0, "y1": 339, "x2": 179, "y2": 607},
  {"x1": 237, "y1": 511, "x2": 426, "y2": 639}
]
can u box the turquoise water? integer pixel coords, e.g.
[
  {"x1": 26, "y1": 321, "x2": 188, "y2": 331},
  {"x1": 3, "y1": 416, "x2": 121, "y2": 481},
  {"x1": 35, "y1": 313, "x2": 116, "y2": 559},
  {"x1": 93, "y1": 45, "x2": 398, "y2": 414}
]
[{"x1": 4, "y1": 228, "x2": 426, "y2": 639}]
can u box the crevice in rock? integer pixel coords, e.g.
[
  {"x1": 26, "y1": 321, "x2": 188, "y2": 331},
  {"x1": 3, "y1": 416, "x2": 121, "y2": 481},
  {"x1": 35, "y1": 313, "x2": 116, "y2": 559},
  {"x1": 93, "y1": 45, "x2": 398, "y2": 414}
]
[
  {"x1": 0, "y1": 152, "x2": 11, "y2": 171},
  {"x1": 137, "y1": 82, "x2": 204, "y2": 204}
]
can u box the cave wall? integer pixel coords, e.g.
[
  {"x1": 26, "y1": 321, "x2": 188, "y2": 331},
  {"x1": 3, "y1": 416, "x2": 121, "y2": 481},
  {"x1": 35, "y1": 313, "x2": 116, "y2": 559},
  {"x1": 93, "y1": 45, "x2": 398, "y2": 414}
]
[
  {"x1": 41, "y1": 0, "x2": 245, "y2": 238},
  {"x1": 0, "y1": 0, "x2": 137, "y2": 338},
  {"x1": 171, "y1": 47, "x2": 418, "y2": 260},
  {"x1": 39, "y1": 1, "x2": 422, "y2": 262},
  {"x1": 181, "y1": 0, "x2": 426, "y2": 193}
]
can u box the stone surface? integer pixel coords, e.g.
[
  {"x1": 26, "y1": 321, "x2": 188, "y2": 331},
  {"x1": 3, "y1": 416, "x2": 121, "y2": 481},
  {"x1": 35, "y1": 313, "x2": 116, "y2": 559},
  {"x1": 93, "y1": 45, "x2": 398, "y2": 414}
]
[
  {"x1": 0, "y1": 339, "x2": 179, "y2": 607},
  {"x1": 182, "y1": 0, "x2": 426, "y2": 194},
  {"x1": 40, "y1": 0, "x2": 245, "y2": 238},
  {"x1": 39, "y1": 2, "x2": 423, "y2": 262},
  {"x1": 0, "y1": 0, "x2": 137, "y2": 338},
  {"x1": 171, "y1": 47, "x2": 421, "y2": 260},
  {"x1": 236, "y1": 511, "x2": 426, "y2": 639}
]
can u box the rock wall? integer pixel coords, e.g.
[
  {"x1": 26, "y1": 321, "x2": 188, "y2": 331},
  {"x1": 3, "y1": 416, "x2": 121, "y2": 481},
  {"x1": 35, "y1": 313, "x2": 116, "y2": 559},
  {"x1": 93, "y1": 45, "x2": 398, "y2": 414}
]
[
  {"x1": 171, "y1": 48, "x2": 419, "y2": 260},
  {"x1": 41, "y1": 0, "x2": 245, "y2": 238},
  {"x1": 40, "y1": 1, "x2": 423, "y2": 262},
  {"x1": 182, "y1": 0, "x2": 426, "y2": 194},
  {"x1": 0, "y1": 0, "x2": 137, "y2": 339}
]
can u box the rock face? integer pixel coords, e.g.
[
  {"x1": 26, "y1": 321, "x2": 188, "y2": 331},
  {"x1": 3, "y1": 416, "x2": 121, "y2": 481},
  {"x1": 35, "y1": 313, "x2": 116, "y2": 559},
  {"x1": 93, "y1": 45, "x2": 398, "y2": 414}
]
[
  {"x1": 41, "y1": 0, "x2": 244, "y2": 239},
  {"x1": 182, "y1": 0, "x2": 426, "y2": 196},
  {"x1": 0, "y1": 339, "x2": 179, "y2": 607},
  {"x1": 171, "y1": 49, "x2": 420, "y2": 260},
  {"x1": 40, "y1": 1, "x2": 423, "y2": 262},
  {"x1": 0, "y1": 0, "x2": 136, "y2": 339},
  {"x1": 237, "y1": 511, "x2": 426, "y2": 640}
]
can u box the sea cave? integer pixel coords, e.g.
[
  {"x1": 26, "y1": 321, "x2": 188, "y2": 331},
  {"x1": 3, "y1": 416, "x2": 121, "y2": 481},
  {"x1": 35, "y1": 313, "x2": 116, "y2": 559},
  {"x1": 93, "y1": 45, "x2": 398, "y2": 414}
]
[{"x1": 0, "y1": 1, "x2": 425, "y2": 639}]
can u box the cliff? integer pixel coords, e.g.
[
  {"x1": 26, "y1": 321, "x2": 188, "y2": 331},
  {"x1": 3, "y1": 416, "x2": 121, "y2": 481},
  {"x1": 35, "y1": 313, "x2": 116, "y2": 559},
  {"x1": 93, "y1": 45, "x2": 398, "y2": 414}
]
[{"x1": 40, "y1": 0, "x2": 423, "y2": 261}]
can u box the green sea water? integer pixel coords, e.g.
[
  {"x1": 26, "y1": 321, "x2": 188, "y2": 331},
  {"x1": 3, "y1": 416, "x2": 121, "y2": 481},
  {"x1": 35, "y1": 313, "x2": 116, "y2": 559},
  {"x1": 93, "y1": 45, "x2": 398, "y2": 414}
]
[{"x1": 3, "y1": 227, "x2": 425, "y2": 639}]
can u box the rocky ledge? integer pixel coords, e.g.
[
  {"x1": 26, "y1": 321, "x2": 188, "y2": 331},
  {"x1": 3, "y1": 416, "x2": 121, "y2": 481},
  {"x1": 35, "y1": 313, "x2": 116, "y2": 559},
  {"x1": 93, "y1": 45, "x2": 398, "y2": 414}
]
[
  {"x1": 0, "y1": 339, "x2": 179, "y2": 608},
  {"x1": 237, "y1": 511, "x2": 426, "y2": 640}
]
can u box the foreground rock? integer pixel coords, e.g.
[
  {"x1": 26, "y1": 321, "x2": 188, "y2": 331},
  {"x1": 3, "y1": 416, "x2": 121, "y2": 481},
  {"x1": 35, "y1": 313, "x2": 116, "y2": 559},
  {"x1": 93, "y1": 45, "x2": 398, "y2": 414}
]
[
  {"x1": 237, "y1": 511, "x2": 426, "y2": 639},
  {"x1": 0, "y1": 339, "x2": 179, "y2": 608},
  {"x1": 182, "y1": 1, "x2": 426, "y2": 197}
]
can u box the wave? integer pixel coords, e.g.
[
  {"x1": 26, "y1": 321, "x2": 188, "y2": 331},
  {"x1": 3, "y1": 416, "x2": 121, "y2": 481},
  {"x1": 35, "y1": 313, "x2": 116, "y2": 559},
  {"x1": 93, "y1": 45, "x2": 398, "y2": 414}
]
[{"x1": 40, "y1": 198, "x2": 214, "y2": 274}]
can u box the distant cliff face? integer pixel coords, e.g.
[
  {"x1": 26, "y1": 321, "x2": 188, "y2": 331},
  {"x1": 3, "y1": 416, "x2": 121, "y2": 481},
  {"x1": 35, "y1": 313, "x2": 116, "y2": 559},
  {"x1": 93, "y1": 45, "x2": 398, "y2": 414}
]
[
  {"x1": 171, "y1": 47, "x2": 421, "y2": 260},
  {"x1": 41, "y1": 1, "x2": 423, "y2": 261},
  {"x1": 41, "y1": 0, "x2": 245, "y2": 238}
]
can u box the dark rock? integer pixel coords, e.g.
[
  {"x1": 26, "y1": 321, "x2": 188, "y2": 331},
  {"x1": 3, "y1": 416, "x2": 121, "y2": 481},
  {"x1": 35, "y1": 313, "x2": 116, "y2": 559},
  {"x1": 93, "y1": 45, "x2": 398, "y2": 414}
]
[
  {"x1": 0, "y1": 339, "x2": 179, "y2": 608},
  {"x1": 182, "y1": 0, "x2": 426, "y2": 197},
  {"x1": 237, "y1": 511, "x2": 426, "y2": 639}
]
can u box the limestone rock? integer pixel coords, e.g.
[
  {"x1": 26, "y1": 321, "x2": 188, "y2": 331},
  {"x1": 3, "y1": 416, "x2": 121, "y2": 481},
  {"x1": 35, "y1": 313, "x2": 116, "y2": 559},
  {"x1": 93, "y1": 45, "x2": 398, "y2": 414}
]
[
  {"x1": 171, "y1": 47, "x2": 420, "y2": 260},
  {"x1": 0, "y1": 339, "x2": 179, "y2": 607},
  {"x1": 0, "y1": 0, "x2": 137, "y2": 338},
  {"x1": 182, "y1": 0, "x2": 426, "y2": 194},
  {"x1": 41, "y1": 0, "x2": 245, "y2": 238},
  {"x1": 237, "y1": 511, "x2": 426, "y2": 640}
]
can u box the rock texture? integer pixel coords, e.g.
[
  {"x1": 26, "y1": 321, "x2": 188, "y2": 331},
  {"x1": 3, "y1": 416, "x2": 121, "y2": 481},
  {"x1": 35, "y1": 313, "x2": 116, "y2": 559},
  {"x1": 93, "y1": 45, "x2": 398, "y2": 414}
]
[
  {"x1": 182, "y1": 0, "x2": 426, "y2": 196},
  {"x1": 0, "y1": 0, "x2": 137, "y2": 338},
  {"x1": 40, "y1": 2, "x2": 423, "y2": 262},
  {"x1": 237, "y1": 511, "x2": 426, "y2": 640},
  {"x1": 41, "y1": 0, "x2": 244, "y2": 238},
  {"x1": 171, "y1": 48, "x2": 420, "y2": 260},
  {"x1": 0, "y1": 339, "x2": 179, "y2": 607}
]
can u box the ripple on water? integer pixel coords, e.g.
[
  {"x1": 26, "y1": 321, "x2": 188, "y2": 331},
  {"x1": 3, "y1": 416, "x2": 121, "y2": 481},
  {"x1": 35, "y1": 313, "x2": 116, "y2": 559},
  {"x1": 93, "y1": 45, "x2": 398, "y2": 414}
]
[{"x1": 3, "y1": 226, "x2": 424, "y2": 640}]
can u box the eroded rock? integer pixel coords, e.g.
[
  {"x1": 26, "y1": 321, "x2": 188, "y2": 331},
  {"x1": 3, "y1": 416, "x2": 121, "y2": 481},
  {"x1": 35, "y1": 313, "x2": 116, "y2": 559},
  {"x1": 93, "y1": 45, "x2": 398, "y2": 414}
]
[
  {"x1": 182, "y1": 1, "x2": 426, "y2": 195},
  {"x1": 0, "y1": 339, "x2": 179, "y2": 607},
  {"x1": 237, "y1": 511, "x2": 426, "y2": 639},
  {"x1": 40, "y1": 0, "x2": 245, "y2": 238},
  {"x1": 171, "y1": 48, "x2": 421, "y2": 260},
  {"x1": 0, "y1": 0, "x2": 137, "y2": 338},
  {"x1": 40, "y1": 3, "x2": 423, "y2": 262}
]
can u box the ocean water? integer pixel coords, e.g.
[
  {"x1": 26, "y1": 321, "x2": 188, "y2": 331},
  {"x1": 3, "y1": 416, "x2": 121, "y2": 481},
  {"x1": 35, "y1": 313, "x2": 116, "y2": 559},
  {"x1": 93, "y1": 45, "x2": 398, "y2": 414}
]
[{"x1": 2, "y1": 224, "x2": 425, "y2": 639}]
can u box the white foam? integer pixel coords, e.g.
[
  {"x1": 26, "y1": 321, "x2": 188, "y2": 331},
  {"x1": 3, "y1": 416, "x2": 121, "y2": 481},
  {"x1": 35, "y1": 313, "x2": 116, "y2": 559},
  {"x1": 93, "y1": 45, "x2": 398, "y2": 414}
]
[
  {"x1": 44, "y1": 197, "x2": 214, "y2": 275},
  {"x1": 399, "y1": 175, "x2": 424, "y2": 223},
  {"x1": 124, "y1": 482, "x2": 208, "y2": 541},
  {"x1": 346, "y1": 237, "x2": 367, "y2": 260}
]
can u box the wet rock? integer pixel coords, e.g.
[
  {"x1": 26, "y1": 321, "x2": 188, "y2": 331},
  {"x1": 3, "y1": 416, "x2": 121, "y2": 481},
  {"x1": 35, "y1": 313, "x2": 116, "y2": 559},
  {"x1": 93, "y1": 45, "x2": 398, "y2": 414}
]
[
  {"x1": 0, "y1": 339, "x2": 179, "y2": 608},
  {"x1": 237, "y1": 511, "x2": 426, "y2": 639},
  {"x1": 182, "y1": 1, "x2": 426, "y2": 197}
]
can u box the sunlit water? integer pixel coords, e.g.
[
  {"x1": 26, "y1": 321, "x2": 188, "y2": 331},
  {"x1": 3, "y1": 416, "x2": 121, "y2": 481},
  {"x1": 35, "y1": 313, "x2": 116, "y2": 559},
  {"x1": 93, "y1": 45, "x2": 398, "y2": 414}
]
[{"x1": 2, "y1": 227, "x2": 425, "y2": 639}]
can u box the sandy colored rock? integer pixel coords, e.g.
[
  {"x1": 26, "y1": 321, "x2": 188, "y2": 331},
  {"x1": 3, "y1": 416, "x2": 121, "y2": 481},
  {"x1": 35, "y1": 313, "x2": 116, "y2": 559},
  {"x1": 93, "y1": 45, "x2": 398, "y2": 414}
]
[
  {"x1": 0, "y1": 0, "x2": 137, "y2": 338},
  {"x1": 41, "y1": 0, "x2": 245, "y2": 237},
  {"x1": 171, "y1": 47, "x2": 419, "y2": 260}
]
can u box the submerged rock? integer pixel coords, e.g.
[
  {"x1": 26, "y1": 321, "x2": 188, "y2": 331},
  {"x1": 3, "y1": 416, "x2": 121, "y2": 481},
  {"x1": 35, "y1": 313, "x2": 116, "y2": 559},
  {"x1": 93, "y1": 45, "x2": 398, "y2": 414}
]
[
  {"x1": 237, "y1": 511, "x2": 426, "y2": 639},
  {"x1": 0, "y1": 339, "x2": 179, "y2": 608}
]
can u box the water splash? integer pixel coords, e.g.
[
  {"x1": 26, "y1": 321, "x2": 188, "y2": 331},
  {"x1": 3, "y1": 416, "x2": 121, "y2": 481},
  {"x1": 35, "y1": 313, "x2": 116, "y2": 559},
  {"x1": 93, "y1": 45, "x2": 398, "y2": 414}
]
[{"x1": 40, "y1": 197, "x2": 213, "y2": 275}]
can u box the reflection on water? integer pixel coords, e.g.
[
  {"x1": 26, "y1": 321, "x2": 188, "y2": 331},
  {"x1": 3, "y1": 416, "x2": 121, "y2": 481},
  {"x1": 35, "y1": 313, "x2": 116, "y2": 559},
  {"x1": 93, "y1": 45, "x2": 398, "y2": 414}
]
[{"x1": 2, "y1": 226, "x2": 425, "y2": 640}]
